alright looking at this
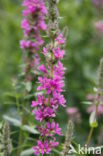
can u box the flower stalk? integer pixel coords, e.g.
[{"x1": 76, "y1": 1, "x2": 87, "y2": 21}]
[
  {"x1": 32, "y1": 0, "x2": 67, "y2": 155},
  {"x1": 61, "y1": 120, "x2": 74, "y2": 156},
  {"x1": 17, "y1": 0, "x2": 47, "y2": 155},
  {"x1": 86, "y1": 58, "x2": 103, "y2": 147},
  {"x1": 20, "y1": 0, "x2": 47, "y2": 93},
  {"x1": 0, "y1": 122, "x2": 12, "y2": 156}
]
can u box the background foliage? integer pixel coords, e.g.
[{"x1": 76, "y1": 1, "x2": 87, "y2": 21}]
[{"x1": 0, "y1": 0, "x2": 103, "y2": 155}]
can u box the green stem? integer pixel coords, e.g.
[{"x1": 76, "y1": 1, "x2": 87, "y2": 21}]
[
  {"x1": 16, "y1": 93, "x2": 20, "y2": 115},
  {"x1": 86, "y1": 95, "x2": 99, "y2": 147},
  {"x1": 86, "y1": 127, "x2": 94, "y2": 147},
  {"x1": 16, "y1": 104, "x2": 27, "y2": 156},
  {"x1": 14, "y1": 83, "x2": 20, "y2": 115},
  {"x1": 17, "y1": 128, "x2": 23, "y2": 156}
]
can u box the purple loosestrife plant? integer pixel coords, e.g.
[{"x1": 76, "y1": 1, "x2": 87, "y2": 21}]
[
  {"x1": 17, "y1": 1, "x2": 47, "y2": 155},
  {"x1": 20, "y1": 0, "x2": 47, "y2": 88},
  {"x1": 32, "y1": 0, "x2": 66, "y2": 155}
]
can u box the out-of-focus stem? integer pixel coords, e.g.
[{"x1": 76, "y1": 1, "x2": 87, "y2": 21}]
[
  {"x1": 16, "y1": 103, "x2": 27, "y2": 156},
  {"x1": 86, "y1": 96, "x2": 99, "y2": 147},
  {"x1": 1, "y1": 121, "x2": 12, "y2": 156},
  {"x1": 86, "y1": 127, "x2": 94, "y2": 147},
  {"x1": 86, "y1": 58, "x2": 103, "y2": 147},
  {"x1": 61, "y1": 120, "x2": 74, "y2": 156}
]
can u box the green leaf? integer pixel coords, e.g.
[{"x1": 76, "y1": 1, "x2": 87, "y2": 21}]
[
  {"x1": 3, "y1": 115, "x2": 39, "y2": 134},
  {"x1": 4, "y1": 92, "x2": 22, "y2": 98},
  {"x1": 21, "y1": 148, "x2": 34, "y2": 156},
  {"x1": 4, "y1": 101, "x2": 15, "y2": 105},
  {"x1": 22, "y1": 125, "x2": 39, "y2": 134},
  {"x1": 3, "y1": 115, "x2": 21, "y2": 127},
  {"x1": 35, "y1": 91, "x2": 44, "y2": 96},
  {"x1": 93, "y1": 87, "x2": 98, "y2": 92},
  {"x1": 82, "y1": 101, "x2": 93, "y2": 105},
  {"x1": 24, "y1": 93, "x2": 34, "y2": 100},
  {"x1": 25, "y1": 82, "x2": 32, "y2": 92},
  {"x1": 89, "y1": 111, "x2": 98, "y2": 128}
]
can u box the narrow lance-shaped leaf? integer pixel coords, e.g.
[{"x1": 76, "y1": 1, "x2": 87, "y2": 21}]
[{"x1": 3, "y1": 115, "x2": 39, "y2": 134}]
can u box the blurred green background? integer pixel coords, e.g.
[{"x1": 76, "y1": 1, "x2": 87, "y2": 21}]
[
  {"x1": 0, "y1": 0, "x2": 22, "y2": 106},
  {"x1": 0, "y1": 0, "x2": 103, "y2": 150}
]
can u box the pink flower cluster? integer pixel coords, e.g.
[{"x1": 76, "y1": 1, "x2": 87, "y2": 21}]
[
  {"x1": 87, "y1": 104, "x2": 103, "y2": 115},
  {"x1": 92, "y1": 0, "x2": 103, "y2": 6},
  {"x1": 20, "y1": 0, "x2": 47, "y2": 51},
  {"x1": 95, "y1": 20, "x2": 103, "y2": 34},
  {"x1": 20, "y1": 0, "x2": 47, "y2": 83},
  {"x1": 87, "y1": 93, "x2": 103, "y2": 105},
  {"x1": 33, "y1": 139, "x2": 59, "y2": 155},
  {"x1": 32, "y1": 33, "x2": 66, "y2": 155},
  {"x1": 66, "y1": 107, "x2": 81, "y2": 124},
  {"x1": 87, "y1": 94, "x2": 103, "y2": 115}
]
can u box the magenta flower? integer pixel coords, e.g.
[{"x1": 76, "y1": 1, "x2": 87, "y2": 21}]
[
  {"x1": 38, "y1": 64, "x2": 47, "y2": 73},
  {"x1": 32, "y1": 95, "x2": 47, "y2": 107},
  {"x1": 32, "y1": 32, "x2": 66, "y2": 155},
  {"x1": 39, "y1": 20, "x2": 47, "y2": 30},
  {"x1": 33, "y1": 107, "x2": 55, "y2": 122},
  {"x1": 55, "y1": 33, "x2": 66, "y2": 45},
  {"x1": 39, "y1": 122, "x2": 62, "y2": 137},
  {"x1": 53, "y1": 62, "x2": 65, "y2": 81},
  {"x1": 21, "y1": 19, "x2": 30, "y2": 30},
  {"x1": 33, "y1": 140, "x2": 51, "y2": 155},
  {"x1": 37, "y1": 76, "x2": 48, "y2": 91},
  {"x1": 20, "y1": 0, "x2": 47, "y2": 85},
  {"x1": 46, "y1": 122, "x2": 62, "y2": 136},
  {"x1": 37, "y1": 77, "x2": 64, "y2": 94},
  {"x1": 31, "y1": 1, "x2": 66, "y2": 155},
  {"x1": 42, "y1": 47, "x2": 48, "y2": 56},
  {"x1": 32, "y1": 36, "x2": 66, "y2": 155},
  {"x1": 20, "y1": 40, "x2": 31, "y2": 49},
  {"x1": 53, "y1": 92, "x2": 66, "y2": 107},
  {"x1": 46, "y1": 78, "x2": 64, "y2": 94},
  {"x1": 22, "y1": 0, "x2": 47, "y2": 16},
  {"x1": 33, "y1": 139, "x2": 59, "y2": 155},
  {"x1": 53, "y1": 48, "x2": 65, "y2": 59}
]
